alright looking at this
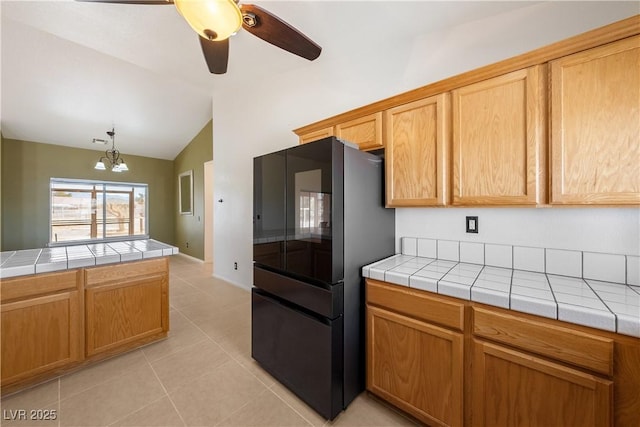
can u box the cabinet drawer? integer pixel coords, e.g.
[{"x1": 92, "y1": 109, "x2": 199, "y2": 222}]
[
  {"x1": 473, "y1": 307, "x2": 613, "y2": 376},
  {"x1": 366, "y1": 279, "x2": 464, "y2": 331},
  {"x1": 85, "y1": 258, "x2": 167, "y2": 287},
  {"x1": 0, "y1": 270, "x2": 81, "y2": 302}
]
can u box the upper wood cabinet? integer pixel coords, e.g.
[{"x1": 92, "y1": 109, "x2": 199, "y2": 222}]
[
  {"x1": 451, "y1": 66, "x2": 547, "y2": 205},
  {"x1": 550, "y1": 35, "x2": 640, "y2": 204},
  {"x1": 298, "y1": 127, "x2": 334, "y2": 145},
  {"x1": 385, "y1": 94, "x2": 451, "y2": 207},
  {"x1": 335, "y1": 112, "x2": 383, "y2": 151}
]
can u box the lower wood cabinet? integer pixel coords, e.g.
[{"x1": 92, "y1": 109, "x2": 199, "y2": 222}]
[
  {"x1": 366, "y1": 279, "x2": 640, "y2": 427},
  {"x1": 1, "y1": 258, "x2": 171, "y2": 396},
  {"x1": 367, "y1": 305, "x2": 463, "y2": 427},
  {"x1": 85, "y1": 258, "x2": 169, "y2": 357},
  {"x1": 366, "y1": 279, "x2": 465, "y2": 427},
  {"x1": 1, "y1": 270, "x2": 83, "y2": 392},
  {"x1": 472, "y1": 339, "x2": 612, "y2": 427}
]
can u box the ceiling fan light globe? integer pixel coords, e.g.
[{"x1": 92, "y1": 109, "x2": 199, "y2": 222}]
[{"x1": 174, "y1": 0, "x2": 242, "y2": 41}]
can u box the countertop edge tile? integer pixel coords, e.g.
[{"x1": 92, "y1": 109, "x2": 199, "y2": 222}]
[{"x1": 363, "y1": 254, "x2": 638, "y2": 337}]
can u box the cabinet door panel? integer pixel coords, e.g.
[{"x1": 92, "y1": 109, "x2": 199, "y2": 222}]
[
  {"x1": 550, "y1": 35, "x2": 640, "y2": 204},
  {"x1": 452, "y1": 66, "x2": 546, "y2": 205},
  {"x1": 299, "y1": 127, "x2": 334, "y2": 145},
  {"x1": 85, "y1": 275, "x2": 167, "y2": 356},
  {"x1": 336, "y1": 112, "x2": 383, "y2": 150},
  {"x1": 1, "y1": 291, "x2": 82, "y2": 384},
  {"x1": 473, "y1": 339, "x2": 612, "y2": 427},
  {"x1": 385, "y1": 94, "x2": 450, "y2": 206},
  {"x1": 367, "y1": 305, "x2": 463, "y2": 427}
]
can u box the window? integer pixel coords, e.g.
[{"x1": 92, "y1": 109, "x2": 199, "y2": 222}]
[
  {"x1": 50, "y1": 178, "x2": 148, "y2": 245},
  {"x1": 298, "y1": 191, "x2": 330, "y2": 234}
]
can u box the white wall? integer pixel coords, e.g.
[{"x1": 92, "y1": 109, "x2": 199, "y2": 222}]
[{"x1": 213, "y1": 2, "x2": 640, "y2": 289}]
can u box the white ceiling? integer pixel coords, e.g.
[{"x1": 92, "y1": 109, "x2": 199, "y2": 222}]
[{"x1": 0, "y1": 0, "x2": 551, "y2": 160}]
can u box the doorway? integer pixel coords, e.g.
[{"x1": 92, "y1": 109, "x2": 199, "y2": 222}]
[{"x1": 204, "y1": 160, "x2": 213, "y2": 265}]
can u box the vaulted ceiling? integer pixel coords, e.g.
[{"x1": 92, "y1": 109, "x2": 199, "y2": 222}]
[{"x1": 0, "y1": 0, "x2": 600, "y2": 160}]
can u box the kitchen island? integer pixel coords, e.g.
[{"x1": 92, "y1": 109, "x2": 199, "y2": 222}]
[{"x1": 0, "y1": 239, "x2": 178, "y2": 396}]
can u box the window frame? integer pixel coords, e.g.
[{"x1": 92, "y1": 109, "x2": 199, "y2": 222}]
[{"x1": 49, "y1": 177, "x2": 149, "y2": 246}]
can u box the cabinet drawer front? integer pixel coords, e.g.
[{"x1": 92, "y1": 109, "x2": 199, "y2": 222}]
[
  {"x1": 1, "y1": 270, "x2": 81, "y2": 302},
  {"x1": 85, "y1": 258, "x2": 167, "y2": 287},
  {"x1": 473, "y1": 307, "x2": 613, "y2": 375},
  {"x1": 366, "y1": 279, "x2": 464, "y2": 331}
]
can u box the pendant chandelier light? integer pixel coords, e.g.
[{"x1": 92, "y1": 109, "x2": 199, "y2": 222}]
[{"x1": 94, "y1": 128, "x2": 128, "y2": 172}]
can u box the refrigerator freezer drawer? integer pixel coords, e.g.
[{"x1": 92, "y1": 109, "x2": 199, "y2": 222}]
[
  {"x1": 253, "y1": 266, "x2": 343, "y2": 319},
  {"x1": 251, "y1": 288, "x2": 344, "y2": 420}
]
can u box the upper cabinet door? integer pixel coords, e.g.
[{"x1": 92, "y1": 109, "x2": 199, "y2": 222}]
[
  {"x1": 299, "y1": 127, "x2": 334, "y2": 145},
  {"x1": 385, "y1": 94, "x2": 451, "y2": 207},
  {"x1": 335, "y1": 112, "x2": 383, "y2": 151},
  {"x1": 452, "y1": 66, "x2": 547, "y2": 205},
  {"x1": 550, "y1": 36, "x2": 640, "y2": 205}
]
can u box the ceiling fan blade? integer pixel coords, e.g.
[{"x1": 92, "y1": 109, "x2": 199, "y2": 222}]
[
  {"x1": 240, "y1": 4, "x2": 321, "y2": 61},
  {"x1": 75, "y1": 1, "x2": 173, "y2": 4},
  {"x1": 199, "y1": 36, "x2": 229, "y2": 74}
]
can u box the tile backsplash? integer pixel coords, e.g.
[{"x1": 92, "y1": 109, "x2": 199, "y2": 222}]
[{"x1": 400, "y1": 237, "x2": 639, "y2": 285}]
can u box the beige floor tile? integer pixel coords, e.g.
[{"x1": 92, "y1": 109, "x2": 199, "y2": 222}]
[
  {"x1": 1, "y1": 379, "x2": 59, "y2": 427},
  {"x1": 196, "y1": 303, "x2": 251, "y2": 342},
  {"x1": 59, "y1": 349, "x2": 148, "y2": 399},
  {"x1": 218, "y1": 388, "x2": 312, "y2": 427},
  {"x1": 174, "y1": 301, "x2": 222, "y2": 326},
  {"x1": 142, "y1": 311, "x2": 209, "y2": 362},
  {"x1": 169, "y1": 360, "x2": 268, "y2": 427},
  {"x1": 268, "y1": 381, "x2": 328, "y2": 427},
  {"x1": 232, "y1": 353, "x2": 276, "y2": 388},
  {"x1": 169, "y1": 292, "x2": 217, "y2": 312},
  {"x1": 109, "y1": 396, "x2": 184, "y2": 427},
  {"x1": 216, "y1": 327, "x2": 251, "y2": 359},
  {"x1": 150, "y1": 339, "x2": 231, "y2": 393},
  {"x1": 168, "y1": 278, "x2": 201, "y2": 298},
  {"x1": 328, "y1": 393, "x2": 416, "y2": 427},
  {"x1": 59, "y1": 364, "x2": 166, "y2": 427}
]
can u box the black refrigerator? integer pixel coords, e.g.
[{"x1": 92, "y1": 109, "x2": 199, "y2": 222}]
[{"x1": 252, "y1": 137, "x2": 395, "y2": 420}]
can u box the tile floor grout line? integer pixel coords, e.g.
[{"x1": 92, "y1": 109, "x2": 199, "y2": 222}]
[
  {"x1": 140, "y1": 348, "x2": 188, "y2": 427},
  {"x1": 262, "y1": 385, "x2": 317, "y2": 427}
]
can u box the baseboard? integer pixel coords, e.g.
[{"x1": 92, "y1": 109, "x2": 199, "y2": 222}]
[
  {"x1": 176, "y1": 252, "x2": 204, "y2": 263},
  {"x1": 212, "y1": 273, "x2": 251, "y2": 291}
]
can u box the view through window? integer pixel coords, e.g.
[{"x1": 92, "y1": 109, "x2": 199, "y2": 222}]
[{"x1": 50, "y1": 179, "x2": 148, "y2": 244}]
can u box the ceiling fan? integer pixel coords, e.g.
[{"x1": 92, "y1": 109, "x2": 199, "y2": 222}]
[{"x1": 76, "y1": 0, "x2": 321, "y2": 74}]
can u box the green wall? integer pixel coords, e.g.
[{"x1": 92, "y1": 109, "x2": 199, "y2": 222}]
[
  {"x1": 1, "y1": 138, "x2": 175, "y2": 251},
  {"x1": 174, "y1": 120, "x2": 213, "y2": 260}
]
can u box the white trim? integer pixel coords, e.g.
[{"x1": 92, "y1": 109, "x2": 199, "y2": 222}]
[{"x1": 212, "y1": 273, "x2": 251, "y2": 291}]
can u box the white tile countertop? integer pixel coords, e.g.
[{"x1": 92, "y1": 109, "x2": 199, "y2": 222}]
[
  {"x1": 363, "y1": 237, "x2": 640, "y2": 338},
  {"x1": 0, "y1": 239, "x2": 179, "y2": 279}
]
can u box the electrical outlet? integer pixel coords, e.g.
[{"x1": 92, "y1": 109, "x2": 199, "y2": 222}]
[
  {"x1": 234, "y1": 262, "x2": 238, "y2": 270},
  {"x1": 466, "y1": 216, "x2": 478, "y2": 233},
  {"x1": 186, "y1": 242, "x2": 189, "y2": 248}
]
